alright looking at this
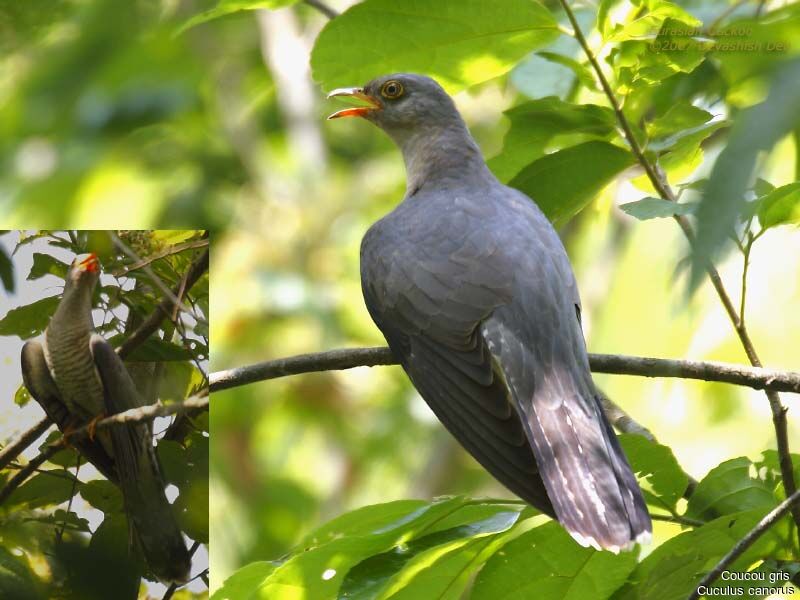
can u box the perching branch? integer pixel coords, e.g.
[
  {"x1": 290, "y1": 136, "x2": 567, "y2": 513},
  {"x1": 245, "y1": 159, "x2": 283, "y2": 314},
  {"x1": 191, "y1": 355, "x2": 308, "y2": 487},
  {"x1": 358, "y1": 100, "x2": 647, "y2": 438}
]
[
  {"x1": 0, "y1": 394, "x2": 209, "y2": 506},
  {"x1": 113, "y1": 238, "x2": 209, "y2": 277},
  {"x1": 687, "y1": 487, "x2": 800, "y2": 600},
  {"x1": 209, "y1": 346, "x2": 800, "y2": 395},
  {"x1": 557, "y1": 0, "x2": 800, "y2": 536}
]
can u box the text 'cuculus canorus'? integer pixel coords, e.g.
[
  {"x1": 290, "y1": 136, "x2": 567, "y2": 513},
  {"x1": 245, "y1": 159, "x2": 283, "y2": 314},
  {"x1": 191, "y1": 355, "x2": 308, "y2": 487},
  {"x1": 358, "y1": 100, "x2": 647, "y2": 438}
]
[
  {"x1": 327, "y1": 74, "x2": 652, "y2": 552},
  {"x1": 21, "y1": 253, "x2": 191, "y2": 582}
]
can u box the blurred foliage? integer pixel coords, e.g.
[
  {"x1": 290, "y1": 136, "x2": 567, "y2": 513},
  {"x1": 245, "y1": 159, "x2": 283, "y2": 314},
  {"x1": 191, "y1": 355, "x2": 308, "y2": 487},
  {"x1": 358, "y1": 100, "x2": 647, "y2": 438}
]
[{"x1": 0, "y1": 230, "x2": 209, "y2": 599}]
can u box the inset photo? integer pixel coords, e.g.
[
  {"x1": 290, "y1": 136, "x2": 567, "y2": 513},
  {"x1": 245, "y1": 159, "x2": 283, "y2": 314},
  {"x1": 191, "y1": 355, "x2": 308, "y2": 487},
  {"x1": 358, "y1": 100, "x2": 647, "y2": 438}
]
[{"x1": 0, "y1": 230, "x2": 209, "y2": 599}]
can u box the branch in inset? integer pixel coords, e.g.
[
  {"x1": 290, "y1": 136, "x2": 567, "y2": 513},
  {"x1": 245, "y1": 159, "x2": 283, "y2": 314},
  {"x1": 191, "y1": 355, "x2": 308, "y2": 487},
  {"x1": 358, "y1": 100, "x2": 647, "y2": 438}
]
[{"x1": 0, "y1": 394, "x2": 209, "y2": 506}]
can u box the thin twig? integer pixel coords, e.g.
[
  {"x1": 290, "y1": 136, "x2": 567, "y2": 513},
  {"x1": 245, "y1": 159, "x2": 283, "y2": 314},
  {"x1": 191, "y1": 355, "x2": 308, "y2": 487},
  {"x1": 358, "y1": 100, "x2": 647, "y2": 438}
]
[
  {"x1": 0, "y1": 417, "x2": 52, "y2": 471},
  {"x1": 687, "y1": 488, "x2": 800, "y2": 600},
  {"x1": 303, "y1": 0, "x2": 339, "y2": 19},
  {"x1": 557, "y1": 0, "x2": 800, "y2": 538},
  {"x1": 117, "y1": 248, "x2": 209, "y2": 359},
  {"x1": 110, "y1": 232, "x2": 193, "y2": 317},
  {"x1": 112, "y1": 239, "x2": 209, "y2": 277},
  {"x1": 209, "y1": 346, "x2": 800, "y2": 395},
  {"x1": 650, "y1": 513, "x2": 706, "y2": 528},
  {"x1": 0, "y1": 394, "x2": 209, "y2": 506}
]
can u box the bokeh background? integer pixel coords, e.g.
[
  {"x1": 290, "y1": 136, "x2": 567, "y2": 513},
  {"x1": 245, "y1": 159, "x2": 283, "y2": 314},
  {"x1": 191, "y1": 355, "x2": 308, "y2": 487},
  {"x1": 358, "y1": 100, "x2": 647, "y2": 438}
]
[{"x1": 2, "y1": 0, "x2": 798, "y2": 595}]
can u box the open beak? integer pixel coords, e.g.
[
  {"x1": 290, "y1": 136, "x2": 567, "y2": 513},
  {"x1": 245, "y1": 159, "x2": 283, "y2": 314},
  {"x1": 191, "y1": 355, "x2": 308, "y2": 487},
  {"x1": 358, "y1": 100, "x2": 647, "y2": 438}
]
[
  {"x1": 78, "y1": 253, "x2": 100, "y2": 273},
  {"x1": 326, "y1": 87, "x2": 381, "y2": 120}
]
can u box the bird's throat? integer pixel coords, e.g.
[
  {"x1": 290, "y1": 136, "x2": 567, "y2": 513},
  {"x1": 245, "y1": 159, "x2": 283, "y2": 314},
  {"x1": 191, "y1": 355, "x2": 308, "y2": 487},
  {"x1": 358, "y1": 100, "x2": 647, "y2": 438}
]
[{"x1": 396, "y1": 124, "x2": 491, "y2": 196}]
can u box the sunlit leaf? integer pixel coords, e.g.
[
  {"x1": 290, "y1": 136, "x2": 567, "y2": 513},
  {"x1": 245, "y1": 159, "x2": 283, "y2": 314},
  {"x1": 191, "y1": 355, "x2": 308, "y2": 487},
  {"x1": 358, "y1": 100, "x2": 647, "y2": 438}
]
[
  {"x1": 618, "y1": 434, "x2": 689, "y2": 511},
  {"x1": 489, "y1": 98, "x2": 616, "y2": 182},
  {"x1": 686, "y1": 457, "x2": 778, "y2": 520},
  {"x1": 310, "y1": 0, "x2": 560, "y2": 93},
  {"x1": 178, "y1": 0, "x2": 300, "y2": 34},
  {"x1": 473, "y1": 522, "x2": 638, "y2": 600},
  {"x1": 620, "y1": 197, "x2": 697, "y2": 220},
  {"x1": 756, "y1": 182, "x2": 800, "y2": 228},
  {"x1": 509, "y1": 141, "x2": 635, "y2": 224}
]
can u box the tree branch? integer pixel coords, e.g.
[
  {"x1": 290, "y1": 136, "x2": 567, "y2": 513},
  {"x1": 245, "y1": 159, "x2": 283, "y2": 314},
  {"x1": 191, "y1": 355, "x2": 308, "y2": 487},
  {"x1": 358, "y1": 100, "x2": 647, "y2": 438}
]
[
  {"x1": 0, "y1": 394, "x2": 209, "y2": 506},
  {"x1": 687, "y1": 487, "x2": 800, "y2": 600},
  {"x1": 112, "y1": 239, "x2": 209, "y2": 277},
  {"x1": 0, "y1": 417, "x2": 52, "y2": 472},
  {"x1": 209, "y1": 346, "x2": 800, "y2": 395},
  {"x1": 556, "y1": 0, "x2": 800, "y2": 536}
]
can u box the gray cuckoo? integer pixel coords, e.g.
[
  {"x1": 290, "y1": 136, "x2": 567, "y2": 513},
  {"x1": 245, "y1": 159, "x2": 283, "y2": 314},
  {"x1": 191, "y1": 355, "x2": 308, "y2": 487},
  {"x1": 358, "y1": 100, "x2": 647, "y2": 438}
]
[
  {"x1": 327, "y1": 74, "x2": 652, "y2": 552},
  {"x1": 20, "y1": 253, "x2": 191, "y2": 582}
]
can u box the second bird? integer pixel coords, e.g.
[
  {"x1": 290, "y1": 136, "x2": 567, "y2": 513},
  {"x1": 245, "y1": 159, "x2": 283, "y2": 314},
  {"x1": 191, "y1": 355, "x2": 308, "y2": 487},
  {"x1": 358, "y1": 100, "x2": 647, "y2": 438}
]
[{"x1": 328, "y1": 73, "x2": 652, "y2": 552}]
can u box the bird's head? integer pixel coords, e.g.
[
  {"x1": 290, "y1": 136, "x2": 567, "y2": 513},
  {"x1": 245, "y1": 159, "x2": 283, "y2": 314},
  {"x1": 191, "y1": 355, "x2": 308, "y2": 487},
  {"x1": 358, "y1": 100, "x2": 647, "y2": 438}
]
[
  {"x1": 65, "y1": 253, "x2": 101, "y2": 294},
  {"x1": 327, "y1": 74, "x2": 461, "y2": 140}
]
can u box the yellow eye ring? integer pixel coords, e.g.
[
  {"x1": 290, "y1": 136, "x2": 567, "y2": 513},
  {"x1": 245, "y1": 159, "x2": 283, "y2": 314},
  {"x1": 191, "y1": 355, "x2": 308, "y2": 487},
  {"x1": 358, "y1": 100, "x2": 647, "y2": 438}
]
[{"x1": 381, "y1": 80, "x2": 404, "y2": 99}]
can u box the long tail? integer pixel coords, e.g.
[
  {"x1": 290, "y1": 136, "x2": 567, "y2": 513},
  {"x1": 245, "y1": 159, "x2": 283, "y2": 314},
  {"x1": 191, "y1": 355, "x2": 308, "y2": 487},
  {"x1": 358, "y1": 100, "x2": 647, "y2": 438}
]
[{"x1": 91, "y1": 336, "x2": 191, "y2": 583}]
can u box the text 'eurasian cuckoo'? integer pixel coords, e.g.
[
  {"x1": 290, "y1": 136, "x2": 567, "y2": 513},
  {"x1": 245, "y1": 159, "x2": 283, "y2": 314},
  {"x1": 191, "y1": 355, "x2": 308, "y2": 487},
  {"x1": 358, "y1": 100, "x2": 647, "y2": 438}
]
[
  {"x1": 328, "y1": 74, "x2": 651, "y2": 552},
  {"x1": 20, "y1": 253, "x2": 191, "y2": 582}
]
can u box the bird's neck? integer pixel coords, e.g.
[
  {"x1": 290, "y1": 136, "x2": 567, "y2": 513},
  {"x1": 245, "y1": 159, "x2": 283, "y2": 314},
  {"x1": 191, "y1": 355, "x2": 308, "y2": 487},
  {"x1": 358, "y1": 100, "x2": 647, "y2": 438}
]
[
  {"x1": 395, "y1": 123, "x2": 493, "y2": 196},
  {"x1": 52, "y1": 285, "x2": 94, "y2": 333}
]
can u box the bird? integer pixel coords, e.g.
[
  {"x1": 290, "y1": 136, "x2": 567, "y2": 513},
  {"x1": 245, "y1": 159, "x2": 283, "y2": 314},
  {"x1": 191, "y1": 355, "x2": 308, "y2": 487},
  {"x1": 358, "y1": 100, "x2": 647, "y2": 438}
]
[
  {"x1": 20, "y1": 253, "x2": 191, "y2": 583},
  {"x1": 327, "y1": 73, "x2": 652, "y2": 552}
]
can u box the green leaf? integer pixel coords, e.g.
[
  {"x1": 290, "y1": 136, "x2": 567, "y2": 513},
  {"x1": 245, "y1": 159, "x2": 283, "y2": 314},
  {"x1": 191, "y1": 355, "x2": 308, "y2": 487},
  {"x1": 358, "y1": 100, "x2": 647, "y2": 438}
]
[
  {"x1": 0, "y1": 296, "x2": 59, "y2": 339},
  {"x1": 310, "y1": 0, "x2": 560, "y2": 93},
  {"x1": 177, "y1": 0, "x2": 299, "y2": 34},
  {"x1": 473, "y1": 522, "x2": 638, "y2": 600},
  {"x1": 4, "y1": 471, "x2": 78, "y2": 511},
  {"x1": 116, "y1": 336, "x2": 193, "y2": 361},
  {"x1": 211, "y1": 562, "x2": 278, "y2": 600},
  {"x1": 0, "y1": 546, "x2": 41, "y2": 600},
  {"x1": 340, "y1": 510, "x2": 522, "y2": 599},
  {"x1": 620, "y1": 197, "x2": 697, "y2": 220},
  {"x1": 509, "y1": 141, "x2": 635, "y2": 225},
  {"x1": 489, "y1": 97, "x2": 617, "y2": 182},
  {"x1": 27, "y1": 252, "x2": 69, "y2": 281},
  {"x1": 756, "y1": 182, "x2": 800, "y2": 228},
  {"x1": 618, "y1": 434, "x2": 689, "y2": 511},
  {"x1": 80, "y1": 480, "x2": 124, "y2": 514},
  {"x1": 300, "y1": 499, "x2": 429, "y2": 548},
  {"x1": 646, "y1": 103, "x2": 713, "y2": 142},
  {"x1": 616, "y1": 509, "x2": 790, "y2": 600},
  {"x1": 0, "y1": 245, "x2": 13, "y2": 293},
  {"x1": 755, "y1": 450, "x2": 800, "y2": 498},
  {"x1": 691, "y1": 57, "x2": 800, "y2": 292},
  {"x1": 13, "y1": 384, "x2": 30, "y2": 407},
  {"x1": 686, "y1": 457, "x2": 778, "y2": 520},
  {"x1": 254, "y1": 497, "x2": 483, "y2": 599},
  {"x1": 607, "y1": 2, "x2": 700, "y2": 42},
  {"x1": 536, "y1": 51, "x2": 598, "y2": 92}
]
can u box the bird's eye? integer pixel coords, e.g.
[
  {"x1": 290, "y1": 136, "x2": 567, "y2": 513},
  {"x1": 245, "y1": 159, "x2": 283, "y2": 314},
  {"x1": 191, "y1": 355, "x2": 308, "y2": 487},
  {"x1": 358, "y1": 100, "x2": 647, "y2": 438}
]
[{"x1": 381, "y1": 80, "x2": 404, "y2": 99}]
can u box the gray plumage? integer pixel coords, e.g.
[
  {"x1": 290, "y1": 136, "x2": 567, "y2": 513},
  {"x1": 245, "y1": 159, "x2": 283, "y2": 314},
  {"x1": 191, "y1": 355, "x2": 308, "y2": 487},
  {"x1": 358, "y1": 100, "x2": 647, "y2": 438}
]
[
  {"x1": 21, "y1": 254, "x2": 191, "y2": 583},
  {"x1": 329, "y1": 74, "x2": 651, "y2": 552}
]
